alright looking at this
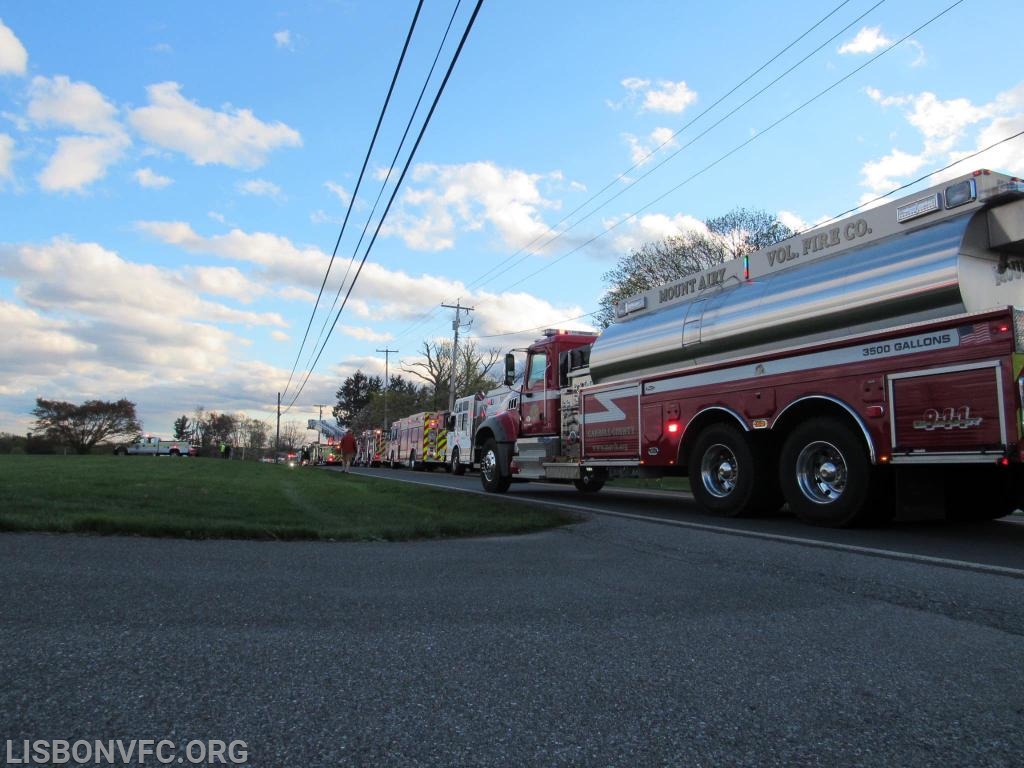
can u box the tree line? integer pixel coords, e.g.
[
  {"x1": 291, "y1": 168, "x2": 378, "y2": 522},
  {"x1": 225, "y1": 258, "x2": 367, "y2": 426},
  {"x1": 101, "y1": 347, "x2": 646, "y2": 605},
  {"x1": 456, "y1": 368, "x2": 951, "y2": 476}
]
[{"x1": 335, "y1": 339, "x2": 503, "y2": 432}]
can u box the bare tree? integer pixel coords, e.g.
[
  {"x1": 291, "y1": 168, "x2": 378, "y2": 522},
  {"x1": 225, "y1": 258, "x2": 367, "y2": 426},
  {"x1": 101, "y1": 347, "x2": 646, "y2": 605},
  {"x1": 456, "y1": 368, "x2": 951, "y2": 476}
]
[
  {"x1": 278, "y1": 420, "x2": 304, "y2": 451},
  {"x1": 402, "y1": 339, "x2": 502, "y2": 409}
]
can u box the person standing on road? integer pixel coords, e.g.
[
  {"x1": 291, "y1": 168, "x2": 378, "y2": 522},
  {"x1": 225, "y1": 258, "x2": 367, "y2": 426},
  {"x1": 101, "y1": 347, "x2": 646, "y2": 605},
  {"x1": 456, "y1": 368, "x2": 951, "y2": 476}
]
[{"x1": 339, "y1": 430, "x2": 357, "y2": 473}]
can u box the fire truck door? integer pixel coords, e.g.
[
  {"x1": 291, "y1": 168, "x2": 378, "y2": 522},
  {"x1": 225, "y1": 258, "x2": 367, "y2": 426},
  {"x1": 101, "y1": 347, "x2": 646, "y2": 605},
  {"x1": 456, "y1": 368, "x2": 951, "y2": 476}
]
[{"x1": 521, "y1": 349, "x2": 555, "y2": 436}]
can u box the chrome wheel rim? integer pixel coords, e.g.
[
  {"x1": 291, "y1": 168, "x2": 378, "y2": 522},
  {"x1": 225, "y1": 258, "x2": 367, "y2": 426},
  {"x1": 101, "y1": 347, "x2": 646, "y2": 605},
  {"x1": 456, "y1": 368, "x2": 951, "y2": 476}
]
[
  {"x1": 482, "y1": 449, "x2": 498, "y2": 483},
  {"x1": 700, "y1": 443, "x2": 738, "y2": 498},
  {"x1": 795, "y1": 440, "x2": 847, "y2": 504}
]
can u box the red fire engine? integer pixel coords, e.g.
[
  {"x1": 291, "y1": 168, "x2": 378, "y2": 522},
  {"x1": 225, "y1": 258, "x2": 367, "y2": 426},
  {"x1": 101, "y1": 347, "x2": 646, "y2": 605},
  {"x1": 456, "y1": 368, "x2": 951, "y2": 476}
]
[
  {"x1": 385, "y1": 411, "x2": 450, "y2": 470},
  {"x1": 355, "y1": 429, "x2": 385, "y2": 467},
  {"x1": 475, "y1": 169, "x2": 1024, "y2": 527}
]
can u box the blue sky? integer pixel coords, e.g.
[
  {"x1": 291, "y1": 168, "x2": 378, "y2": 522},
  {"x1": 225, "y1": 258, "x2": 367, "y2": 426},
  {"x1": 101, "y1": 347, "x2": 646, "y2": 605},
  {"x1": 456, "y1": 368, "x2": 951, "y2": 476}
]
[{"x1": 2, "y1": 0, "x2": 1023, "y2": 439}]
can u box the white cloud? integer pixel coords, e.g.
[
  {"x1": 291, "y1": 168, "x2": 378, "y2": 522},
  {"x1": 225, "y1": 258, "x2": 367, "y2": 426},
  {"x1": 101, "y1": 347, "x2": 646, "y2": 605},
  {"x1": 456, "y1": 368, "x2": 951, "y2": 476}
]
[
  {"x1": 135, "y1": 167, "x2": 173, "y2": 188},
  {"x1": 38, "y1": 133, "x2": 130, "y2": 192},
  {"x1": 136, "y1": 220, "x2": 332, "y2": 289},
  {"x1": 607, "y1": 212, "x2": 708, "y2": 255},
  {"x1": 339, "y1": 325, "x2": 392, "y2": 342},
  {"x1": 274, "y1": 30, "x2": 293, "y2": 50},
  {"x1": 135, "y1": 219, "x2": 588, "y2": 349},
  {"x1": 777, "y1": 210, "x2": 815, "y2": 234},
  {"x1": 838, "y1": 27, "x2": 893, "y2": 55},
  {"x1": 610, "y1": 78, "x2": 697, "y2": 114},
  {"x1": 860, "y1": 148, "x2": 928, "y2": 196},
  {"x1": 0, "y1": 300, "x2": 95, "y2": 372},
  {"x1": 25, "y1": 76, "x2": 131, "y2": 192},
  {"x1": 857, "y1": 82, "x2": 1024, "y2": 196},
  {"x1": 310, "y1": 209, "x2": 341, "y2": 225},
  {"x1": 28, "y1": 75, "x2": 123, "y2": 135},
  {"x1": 187, "y1": 266, "x2": 266, "y2": 303},
  {"x1": 0, "y1": 238, "x2": 293, "y2": 414},
  {"x1": 0, "y1": 18, "x2": 28, "y2": 76},
  {"x1": 237, "y1": 178, "x2": 283, "y2": 199},
  {"x1": 2, "y1": 237, "x2": 284, "y2": 329},
  {"x1": 129, "y1": 82, "x2": 302, "y2": 169},
  {"x1": 383, "y1": 161, "x2": 562, "y2": 253},
  {"x1": 325, "y1": 180, "x2": 351, "y2": 206},
  {"x1": 0, "y1": 133, "x2": 13, "y2": 181},
  {"x1": 623, "y1": 126, "x2": 678, "y2": 165},
  {"x1": 642, "y1": 80, "x2": 697, "y2": 114}
]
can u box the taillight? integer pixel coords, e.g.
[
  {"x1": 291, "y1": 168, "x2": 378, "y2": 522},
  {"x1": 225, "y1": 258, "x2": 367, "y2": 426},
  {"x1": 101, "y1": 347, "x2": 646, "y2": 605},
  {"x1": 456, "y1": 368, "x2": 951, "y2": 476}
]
[
  {"x1": 666, "y1": 421, "x2": 680, "y2": 434},
  {"x1": 1013, "y1": 309, "x2": 1024, "y2": 351}
]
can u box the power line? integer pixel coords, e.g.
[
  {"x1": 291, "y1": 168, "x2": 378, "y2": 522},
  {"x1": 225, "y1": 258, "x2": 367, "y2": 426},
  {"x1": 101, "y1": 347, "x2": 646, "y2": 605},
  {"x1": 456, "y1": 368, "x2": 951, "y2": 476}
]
[
  {"x1": 293, "y1": 0, "x2": 465, "y2": 387},
  {"x1": 282, "y1": 0, "x2": 426, "y2": 402},
  {"x1": 387, "y1": 0, "x2": 876, "y2": 344},
  {"x1": 498, "y1": 0, "x2": 967, "y2": 292},
  {"x1": 482, "y1": 0, "x2": 889, "y2": 295},
  {"x1": 477, "y1": 127, "x2": 1024, "y2": 342},
  {"x1": 803, "y1": 127, "x2": 1024, "y2": 232},
  {"x1": 465, "y1": 0, "x2": 866, "y2": 291},
  {"x1": 283, "y1": 0, "x2": 486, "y2": 413}
]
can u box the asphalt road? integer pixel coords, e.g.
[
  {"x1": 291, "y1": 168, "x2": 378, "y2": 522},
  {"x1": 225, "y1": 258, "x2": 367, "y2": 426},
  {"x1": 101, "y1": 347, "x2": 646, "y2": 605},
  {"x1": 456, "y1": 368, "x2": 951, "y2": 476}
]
[
  {"x1": 2, "y1": 485, "x2": 1022, "y2": 767},
  {"x1": 346, "y1": 465, "x2": 1024, "y2": 575}
]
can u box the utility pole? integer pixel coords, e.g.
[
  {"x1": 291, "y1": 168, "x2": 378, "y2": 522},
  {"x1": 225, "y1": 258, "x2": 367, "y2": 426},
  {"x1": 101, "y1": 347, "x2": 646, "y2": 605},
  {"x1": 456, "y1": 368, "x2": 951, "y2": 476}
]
[
  {"x1": 313, "y1": 403, "x2": 328, "y2": 445},
  {"x1": 442, "y1": 300, "x2": 474, "y2": 413},
  {"x1": 275, "y1": 392, "x2": 281, "y2": 457},
  {"x1": 376, "y1": 347, "x2": 398, "y2": 433}
]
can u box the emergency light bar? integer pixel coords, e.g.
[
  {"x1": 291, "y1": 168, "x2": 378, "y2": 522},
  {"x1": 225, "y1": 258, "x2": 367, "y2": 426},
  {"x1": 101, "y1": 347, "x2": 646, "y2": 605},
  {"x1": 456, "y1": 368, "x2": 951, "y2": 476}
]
[{"x1": 542, "y1": 328, "x2": 592, "y2": 337}]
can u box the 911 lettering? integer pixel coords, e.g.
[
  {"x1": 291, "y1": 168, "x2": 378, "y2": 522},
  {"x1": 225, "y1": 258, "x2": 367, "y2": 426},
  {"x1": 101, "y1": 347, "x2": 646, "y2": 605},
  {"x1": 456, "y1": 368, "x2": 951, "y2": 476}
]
[{"x1": 912, "y1": 407, "x2": 984, "y2": 431}]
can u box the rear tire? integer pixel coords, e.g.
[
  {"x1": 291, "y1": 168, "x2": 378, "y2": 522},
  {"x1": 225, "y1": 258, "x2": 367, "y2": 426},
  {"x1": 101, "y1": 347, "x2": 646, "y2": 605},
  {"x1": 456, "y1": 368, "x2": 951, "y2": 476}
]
[
  {"x1": 574, "y1": 469, "x2": 607, "y2": 493},
  {"x1": 451, "y1": 447, "x2": 466, "y2": 476},
  {"x1": 779, "y1": 417, "x2": 877, "y2": 527},
  {"x1": 480, "y1": 438, "x2": 511, "y2": 493},
  {"x1": 688, "y1": 423, "x2": 773, "y2": 517}
]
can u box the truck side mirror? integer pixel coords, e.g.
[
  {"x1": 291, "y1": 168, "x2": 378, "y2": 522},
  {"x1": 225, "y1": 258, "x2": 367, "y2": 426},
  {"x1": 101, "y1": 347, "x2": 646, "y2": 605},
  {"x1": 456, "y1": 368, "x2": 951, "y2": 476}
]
[
  {"x1": 504, "y1": 353, "x2": 516, "y2": 386},
  {"x1": 446, "y1": 415, "x2": 455, "y2": 431}
]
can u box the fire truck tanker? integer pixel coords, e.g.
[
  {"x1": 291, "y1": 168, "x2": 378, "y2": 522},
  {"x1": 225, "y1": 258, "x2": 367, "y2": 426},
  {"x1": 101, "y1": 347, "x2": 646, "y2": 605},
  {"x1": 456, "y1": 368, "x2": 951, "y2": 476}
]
[{"x1": 475, "y1": 169, "x2": 1024, "y2": 526}]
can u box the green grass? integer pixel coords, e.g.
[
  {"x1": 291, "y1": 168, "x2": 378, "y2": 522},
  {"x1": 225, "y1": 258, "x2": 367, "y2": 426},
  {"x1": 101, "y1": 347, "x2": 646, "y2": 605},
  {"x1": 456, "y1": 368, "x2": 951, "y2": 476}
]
[{"x1": 0, "y1": 455, "x2": 577, "y2": 541}]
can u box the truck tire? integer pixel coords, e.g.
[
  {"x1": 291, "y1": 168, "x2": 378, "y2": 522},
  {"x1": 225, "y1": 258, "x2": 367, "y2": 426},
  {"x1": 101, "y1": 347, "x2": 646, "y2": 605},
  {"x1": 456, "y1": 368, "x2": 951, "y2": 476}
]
[
  {"x1": 688, "y1": 423, "x2": 770, "y2": 517},
  {"x1": 480, "y1": 438, "x2": 511, "y2": 493},
  {"x1": 779, "y1": 417, "x2": 874, "y2": 527},
  {"x1": 574, "y1": 469, "x2": 606, "y2": 493},
  {"x1": 451, "y1": 447, "x2": 466, "y2": 476}
]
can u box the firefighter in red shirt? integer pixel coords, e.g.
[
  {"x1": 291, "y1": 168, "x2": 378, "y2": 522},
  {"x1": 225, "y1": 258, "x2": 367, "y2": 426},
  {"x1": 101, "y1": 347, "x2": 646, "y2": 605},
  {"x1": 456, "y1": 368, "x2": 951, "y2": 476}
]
[{"x1": 339, "y1": 430, "x2": 357, "y2": 473}]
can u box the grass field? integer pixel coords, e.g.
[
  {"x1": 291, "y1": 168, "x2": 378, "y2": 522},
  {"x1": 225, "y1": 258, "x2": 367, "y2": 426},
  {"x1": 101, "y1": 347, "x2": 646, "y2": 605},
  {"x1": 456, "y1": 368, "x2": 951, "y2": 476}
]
[{"x1": 0, "y1": 456, "x2": 577, "y2": 541}]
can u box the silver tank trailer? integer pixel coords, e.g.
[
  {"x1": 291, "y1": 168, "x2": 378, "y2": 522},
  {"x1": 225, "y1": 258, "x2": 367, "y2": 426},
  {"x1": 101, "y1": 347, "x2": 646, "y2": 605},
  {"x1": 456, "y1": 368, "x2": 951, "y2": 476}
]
[{"x1": 589, "y1": 197, "x2": 1024, "y2": 385}]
